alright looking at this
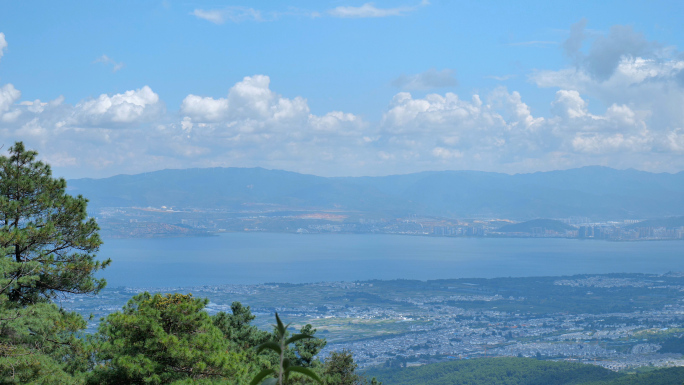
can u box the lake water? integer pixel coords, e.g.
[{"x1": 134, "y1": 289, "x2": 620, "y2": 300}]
[{"x1": 96, "y1": 233, "x2": 684, "y2": 288}]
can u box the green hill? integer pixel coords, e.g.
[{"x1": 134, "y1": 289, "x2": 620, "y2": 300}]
[
  {"x1": 364, "y1": 357, "x2": 684, "y2": 385},
  {"x1": 497, "y1": 219, "x2": 575, "y2": 233},
  {"x1": 365, "y1": 357, "x2": 618, "y2": 385}
]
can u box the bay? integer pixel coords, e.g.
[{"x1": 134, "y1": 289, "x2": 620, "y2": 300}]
[{"x1": 96, "y1": 233, "x2": 684, "y2": 288}]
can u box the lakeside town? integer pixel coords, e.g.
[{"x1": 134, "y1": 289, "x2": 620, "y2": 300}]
[
  {"x1": 95, "y1": 205, "x2": 684, "y2": 241},
  {"x1": 64, "y1": 273, "x2": 684, "y2": 371}
]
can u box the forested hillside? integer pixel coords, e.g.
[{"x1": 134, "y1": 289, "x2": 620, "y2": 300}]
[{"x1": 365, "y1": 357, "x2": 684, "y2": 385}]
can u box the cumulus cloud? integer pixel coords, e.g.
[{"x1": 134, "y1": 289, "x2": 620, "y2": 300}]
[
  {"x1": 180, "y1": 95, "x2": 229, "y2": 122},
  {"x1": 392, "y1": 68, "x2": 457, "y2": 90},
  {"x1": 192, "y1": 7, "x2": 263, "y2": 24},
  {"x1": 550, "y1": 90, "x2": 588, "y2": 120},
  {"x1": 531, "y1": 20, "x2": 684, "y2": 168},
  {"x1": 181, "y1": 75, "x2": 309, "y2": 127},
  {"x1": 379, "y1": 87, "x2": 550, "y2": 169},
  {"x1": 329, "y1": 0, "x2": 428, "y2": 18},
  {"x1": 180, "y1": 75, "x2": 364, "y2": 141},
  {"x1": 1, "y1": 73, "x2": 683, "y2": 178},
  {"x1": 3, "y1": 20, "x2": 684, "y2": 177},
  {"x1": 0, "y1": 74, "x2": 373, "y2": 177},
  {"x1": 666, "y1": 129, "x2": 684, "y2": 152},
  {"x1": 546, "y1": 90, "x2": 654, "y2": 154},
  {"x1": 73, "y1": 86, "x2": 163, "y2": 126}
]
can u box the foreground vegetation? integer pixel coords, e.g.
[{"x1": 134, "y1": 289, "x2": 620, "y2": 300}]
[{"x1": 0, "y1": 142, "x2": 377, "y2": 384}]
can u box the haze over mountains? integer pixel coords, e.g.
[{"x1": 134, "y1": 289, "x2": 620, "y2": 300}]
[{"x1": 67, "y1": 166, "x2": 684, "y2": 220}]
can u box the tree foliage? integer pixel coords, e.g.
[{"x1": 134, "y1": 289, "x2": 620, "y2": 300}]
[
  {"x1": 251, "y1": 313, "x2": 322, "y2": 385},
  {"x1": 213, "y1": 301, "x2": 271, "y2": 350},
  {"x1": 321, "y1": 350, "x2": 380, "y2": 385},
  {"x1": 0, "y1": 299, "x2": 91, "y2": 384},
  {"x1": 0, "y1": 142, "x2": 109, "y2": 305},
  {"x1": 292, "y1": 324, "x2": 326, "y2": 369},
  {"x1": 0, "y1": 142, "x2": 108, "y2": 383},
  {"x1": 90, "y1": 292, "x2": 253, "y2": 384},
  {"x1": 365, "y1": 357, "x2": 622, "y2": 385}
]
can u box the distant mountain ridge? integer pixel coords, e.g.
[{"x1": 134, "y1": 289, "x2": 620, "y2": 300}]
[{"x1": 67, "y1": 166, "x2": 684, "y2": 220}]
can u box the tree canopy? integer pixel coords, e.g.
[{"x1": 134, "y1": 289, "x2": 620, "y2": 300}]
[
  {"x1": 91, "y1": 292, "x2": 254, "y2": 385},
  {"x1": 0, "y1": 141, "x2": 109, "y2": 305},
  {"x1": 0, "y1": 142, "x2": 109, "y2": 383}
]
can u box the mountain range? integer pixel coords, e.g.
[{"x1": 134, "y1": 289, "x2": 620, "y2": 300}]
[{"x1": 67, "y1": 166, "x2": 684, "y2": 220}]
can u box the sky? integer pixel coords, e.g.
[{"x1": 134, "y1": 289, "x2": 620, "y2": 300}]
[{"x1": 0, "y1": 0, "x2": 683, "y2": 179}]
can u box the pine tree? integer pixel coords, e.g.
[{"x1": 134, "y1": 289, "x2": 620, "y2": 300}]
[
  {"x1": 0, "y1": 141, "x2": 109, "y2": 383},
  {"x1": 322, "y1": 350, "x2": 381, "y2": 385},
  {"x1": 213, "y1": 302, "x2": 271, "y2": 350},
  {"x1": 91, "y1": 293, "x2": 253, "y2": 385},
  {"x1": 0, "y1": 142, "x2": 109, "y2": 305}
]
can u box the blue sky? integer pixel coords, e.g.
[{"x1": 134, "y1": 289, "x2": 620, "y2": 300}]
[{"x1": 0, "y1": 1, "x2": 683, "y2": 178}]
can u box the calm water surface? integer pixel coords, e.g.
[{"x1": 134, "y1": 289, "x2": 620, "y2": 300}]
[{"x1": 97, "y1": 233, "x2": 684, "y2": 287}]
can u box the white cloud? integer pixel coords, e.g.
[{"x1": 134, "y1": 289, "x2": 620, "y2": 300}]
[
  {"x1": 2, "y1": 74, "x2": 684, "y2": 178},
  {"x1": 531, "y1": 22, "x2": 684, "y2": 164},
  {"x1": 392, "y1": 68, "x2": 457, "y2": 90},
  {"x1": 0, "y1": 84, "x2": 20, "y2": 113},
  {"x1": 666, "y1": 129, "x2": 684, "y2": 152},
  {"x1": 181, "y1": 75, "x2": 310, "y2": 129},
  {"x1": 432, "y1": 147, "x2": 463, "y2": 159},
  {"x1": 550, "y1": 90, "x2": 588, "y2": 119},
  {"x1": 309, "y1": 111, "x2": 363, "y2": 133},
  {"x1": 192, "y1": 7, "x2": 262, "y2": 24},
  {"x1": 328, "y1": 0, "x2": 428, "y2": 18},
  {"x1": 3, "y1": 19, "x2": 684, "y2": 178},
  {"x1": 1, "y1": 109, "x2": 21, "y2": 123},
  {"x1": 571, "y1": 132, "x2": 652, "y2": 153},
  {"x1": 378, "y1": 88, "x2": 549, "y2": 170},
  {"x1": 192, "y1": 9, "x2": 225, "y2": 24},
  {"x1": 180, "y1": 75, "x2": 365, "y2": 141},
  {"x1": 94, "y1": 54, "x2": 124, "y2": 72},
  {"x1": 380, "y1": 88, "x2": 546, "y2": 148},
  {"x1": 180, "y1": 95, "x2": 229, "y2": 122},
  {"x1": 0, "y1": 33, "x2": 7, "y2": 63},
  {"x1": 73, "y1": 86, "x2": 163, "y2": 126}
]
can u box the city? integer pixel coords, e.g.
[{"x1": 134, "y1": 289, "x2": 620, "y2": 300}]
[
  {"x1": 64, "y1": 273, "x2": 684, "y2": 371},
  {"x1": 95, "y1": 205, "x2": 684, "y2": 241}
]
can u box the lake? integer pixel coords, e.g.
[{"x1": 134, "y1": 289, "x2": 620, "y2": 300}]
[{"x1": 96, "y1": 233, "x2": 684, "y2": 287}]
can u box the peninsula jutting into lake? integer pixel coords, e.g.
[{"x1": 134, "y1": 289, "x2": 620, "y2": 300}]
[{"x1": 71, "y1": 166, "x2": 684, "y2": 241}]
